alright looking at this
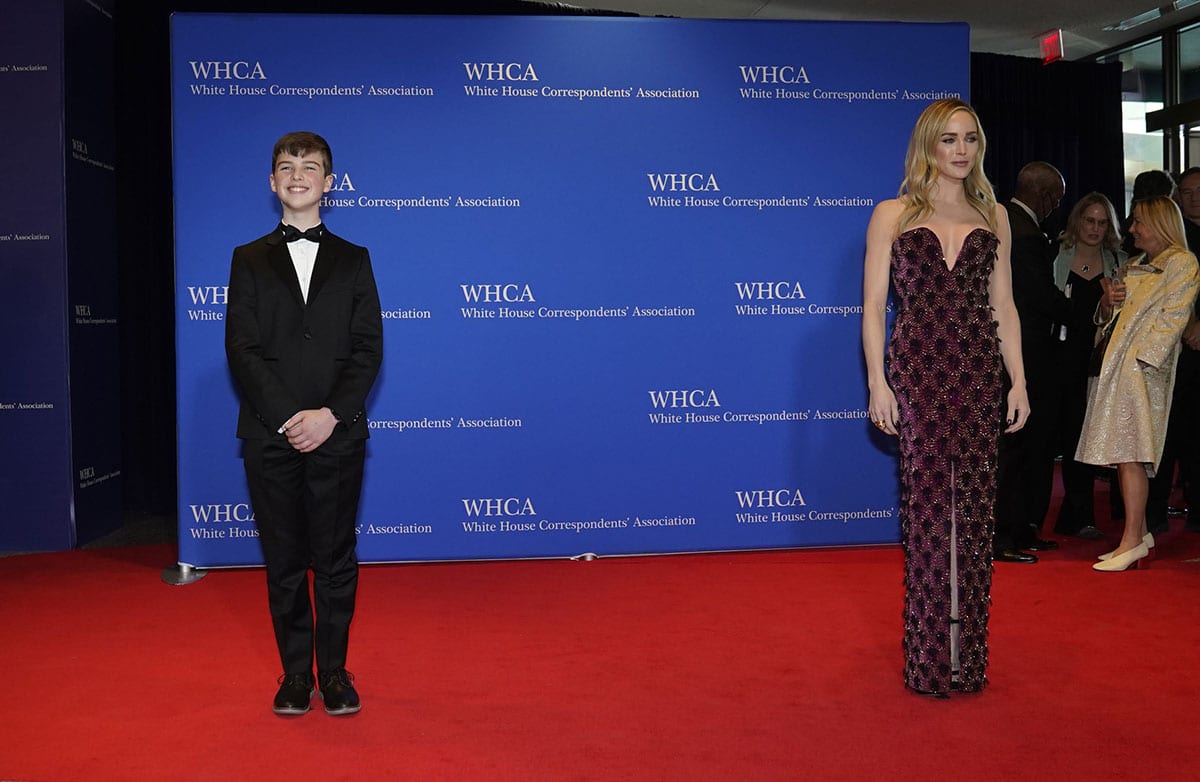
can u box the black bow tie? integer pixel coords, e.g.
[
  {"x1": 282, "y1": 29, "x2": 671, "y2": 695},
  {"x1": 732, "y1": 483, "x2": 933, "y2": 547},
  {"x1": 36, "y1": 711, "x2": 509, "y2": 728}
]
[{"x1": 280, "y1": 224, "x2": 324, "y2": 243}]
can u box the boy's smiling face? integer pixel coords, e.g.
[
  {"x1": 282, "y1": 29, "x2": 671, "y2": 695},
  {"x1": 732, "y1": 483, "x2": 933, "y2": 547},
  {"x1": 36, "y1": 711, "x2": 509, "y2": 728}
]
[{"x1": 269, "y1": 152, "x2": 332, "y2": 219}]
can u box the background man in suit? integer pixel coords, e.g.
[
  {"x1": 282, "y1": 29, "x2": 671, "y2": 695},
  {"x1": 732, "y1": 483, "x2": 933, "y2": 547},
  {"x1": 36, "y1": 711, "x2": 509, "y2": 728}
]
[
  {"x1": 225, "y1": 131, "x2": 383, "y2": 716},
  {"x1": 994, "y1": 162, "x2": 1067, "y2": 563}
]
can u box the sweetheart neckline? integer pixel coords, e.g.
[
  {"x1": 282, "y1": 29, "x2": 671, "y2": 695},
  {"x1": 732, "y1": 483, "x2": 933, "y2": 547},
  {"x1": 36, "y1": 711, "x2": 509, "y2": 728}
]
[{"x1": 898, "y1": 226, "x2": 996, "y2": 272}]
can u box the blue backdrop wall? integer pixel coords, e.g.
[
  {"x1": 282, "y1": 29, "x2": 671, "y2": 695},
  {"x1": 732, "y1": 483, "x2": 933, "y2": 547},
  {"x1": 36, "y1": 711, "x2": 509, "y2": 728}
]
[
  {"x1": 1, "y1": 1, "x2": 71, "y2": 552},
  {"x1": 171, "y1": 13, "x2": 968, "y2": 566},
  {"x1": 1, "y1": 0, "x2": 120, "y2": 552}
]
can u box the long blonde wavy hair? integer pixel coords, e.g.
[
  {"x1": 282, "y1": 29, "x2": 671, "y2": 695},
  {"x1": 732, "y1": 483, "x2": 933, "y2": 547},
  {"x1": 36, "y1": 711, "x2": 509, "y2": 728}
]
[{"x1": 897, "y1": 99, "x2": 998, "y2": 234}]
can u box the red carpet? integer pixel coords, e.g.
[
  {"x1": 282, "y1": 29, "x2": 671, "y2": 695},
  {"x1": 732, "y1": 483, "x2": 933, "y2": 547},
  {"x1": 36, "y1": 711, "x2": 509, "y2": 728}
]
[{"x1": 2, "y1": 521, "x2": 1198, "y2": 780}]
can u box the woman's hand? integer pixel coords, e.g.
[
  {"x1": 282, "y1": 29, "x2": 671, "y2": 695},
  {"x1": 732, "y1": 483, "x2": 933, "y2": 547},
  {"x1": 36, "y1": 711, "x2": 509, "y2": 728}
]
[
  {"x1": 1099, "y1": 276, "x2": 1126, "y2": 311},
  {"x1": 869, "y1": 383, "x2": 899, "y2": 436},
  {"x1": 1004, "y1": 384, "x2": 1030, "y2": 433}
]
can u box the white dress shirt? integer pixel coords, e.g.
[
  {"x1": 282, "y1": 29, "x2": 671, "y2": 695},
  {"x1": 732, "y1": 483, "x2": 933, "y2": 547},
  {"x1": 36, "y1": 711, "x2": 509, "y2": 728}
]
[{"x1": 284, "y1": 237, "x2": 318, "y2": 303}]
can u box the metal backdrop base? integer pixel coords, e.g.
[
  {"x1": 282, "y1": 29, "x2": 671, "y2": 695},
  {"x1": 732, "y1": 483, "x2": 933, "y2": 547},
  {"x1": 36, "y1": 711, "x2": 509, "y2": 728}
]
[{"x1": 161, "y1": 563, "x2": 208, "y2": 585}]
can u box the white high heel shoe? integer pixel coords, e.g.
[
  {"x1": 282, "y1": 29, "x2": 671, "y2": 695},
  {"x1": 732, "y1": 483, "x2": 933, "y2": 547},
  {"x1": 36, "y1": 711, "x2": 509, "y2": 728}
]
[
  {"x1": 1098, "y1": 532, "x2": 1154, "y2": 561},
  {"x1": 1092, "y1": 542, "x2": 1150, "y2": 572}
]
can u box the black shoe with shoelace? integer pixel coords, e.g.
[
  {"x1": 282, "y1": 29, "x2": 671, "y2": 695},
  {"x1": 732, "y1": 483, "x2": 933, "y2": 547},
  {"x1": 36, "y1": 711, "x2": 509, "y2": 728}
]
[
  {"x1": 273, "y1": 672, "x2": 315, "y2": 716},
  {"x1": 318, "y1": 668, "x2": 361, "y2": 715}
]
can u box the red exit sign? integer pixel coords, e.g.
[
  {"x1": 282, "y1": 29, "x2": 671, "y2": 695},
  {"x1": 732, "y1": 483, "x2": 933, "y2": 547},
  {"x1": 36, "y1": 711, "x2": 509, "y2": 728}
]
[{"x1": 1040, "y1": 29, "x2": 1064, "y2": 64}]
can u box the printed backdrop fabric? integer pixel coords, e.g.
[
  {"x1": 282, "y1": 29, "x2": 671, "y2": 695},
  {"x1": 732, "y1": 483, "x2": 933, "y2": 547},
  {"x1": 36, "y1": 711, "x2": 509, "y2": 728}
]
[{"x1": 172, "y1": 13, "x2": 968, "y2": 566}]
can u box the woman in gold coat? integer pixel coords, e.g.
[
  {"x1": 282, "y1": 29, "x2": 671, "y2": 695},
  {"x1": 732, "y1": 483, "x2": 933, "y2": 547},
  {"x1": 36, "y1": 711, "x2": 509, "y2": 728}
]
[{"x1": 1076, "y1": 196, "x2": 1200, "y2": 571}]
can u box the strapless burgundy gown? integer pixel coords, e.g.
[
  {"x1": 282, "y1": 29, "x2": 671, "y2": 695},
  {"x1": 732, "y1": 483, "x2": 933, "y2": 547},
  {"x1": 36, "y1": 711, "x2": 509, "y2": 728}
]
[{"x1": 887, "y1": 226, "x2": 1004, "y2": 695}]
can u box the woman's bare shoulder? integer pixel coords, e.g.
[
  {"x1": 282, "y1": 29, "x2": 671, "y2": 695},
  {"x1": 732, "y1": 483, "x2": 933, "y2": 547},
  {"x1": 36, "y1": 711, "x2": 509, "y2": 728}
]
[
  {"x1": 873, "y1": 198, "x2": 905, "y2": 217},
  {"x1": 991, "y1": 203, "x2": 1012, "y2": 240},
  {"x1": 868, "y1": 198, "x2": 905, "y2": 228}
]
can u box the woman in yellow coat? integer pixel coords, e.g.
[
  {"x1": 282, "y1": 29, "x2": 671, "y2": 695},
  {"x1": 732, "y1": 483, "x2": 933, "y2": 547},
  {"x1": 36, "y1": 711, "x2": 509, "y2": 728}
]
[{"x1": 1076, "y1": 196, "x2": 1200, "y2": 571}]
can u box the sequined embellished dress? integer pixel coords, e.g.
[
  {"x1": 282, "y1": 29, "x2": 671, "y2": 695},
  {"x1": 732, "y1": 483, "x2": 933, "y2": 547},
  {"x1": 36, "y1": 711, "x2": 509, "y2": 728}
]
[{"x1": 888, "y1": 226, "x2": 1003, "y2": 695}]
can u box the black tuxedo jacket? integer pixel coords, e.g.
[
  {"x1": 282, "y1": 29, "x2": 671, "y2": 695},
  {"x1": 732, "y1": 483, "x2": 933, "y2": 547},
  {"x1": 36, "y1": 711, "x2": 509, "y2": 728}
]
[
  {"x1": 1004, "y1": 201, "x2": 1069, "y2": 384},
  {"x1": 225, "y1": 227, "x2": 383, "y2": 440}
]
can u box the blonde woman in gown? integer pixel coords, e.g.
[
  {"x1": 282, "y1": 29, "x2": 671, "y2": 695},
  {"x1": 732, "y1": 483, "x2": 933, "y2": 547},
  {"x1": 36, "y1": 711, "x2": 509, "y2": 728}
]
[
  {"x1": 862, "y1": 99, "x2": 1029, "y2": 696},
  {"x1": 1077, "y1": 196, "x2": 1200, "y2": 571}
]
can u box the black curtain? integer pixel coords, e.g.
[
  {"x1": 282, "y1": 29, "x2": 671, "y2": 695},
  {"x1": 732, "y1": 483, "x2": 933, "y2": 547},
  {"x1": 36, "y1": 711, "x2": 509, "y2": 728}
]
[{"x1": 971, "y1": 52, "x2": 1126, "y2": 238}]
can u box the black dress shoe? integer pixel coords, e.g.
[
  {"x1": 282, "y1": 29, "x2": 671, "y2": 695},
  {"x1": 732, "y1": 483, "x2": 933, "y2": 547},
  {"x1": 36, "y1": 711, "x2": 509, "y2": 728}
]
[
  {"x1": 993, "y1": 549, "x2": 1037, "y2": 563},
  {"x1": 1017, "y1": 537, "x2": 1059, "y2": 551},
  {"x1": 273, "y1": 672, "x2": 315, "y2": 715},
  {"x1": 318, "y1": 668, "x2": 361, "y2": 715}
]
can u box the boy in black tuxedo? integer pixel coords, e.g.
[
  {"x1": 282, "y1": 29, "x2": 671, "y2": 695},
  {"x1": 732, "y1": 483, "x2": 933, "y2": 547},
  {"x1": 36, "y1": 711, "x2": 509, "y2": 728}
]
[{"x1": 225, "y1": 131, "x2": 383, "y2": 715}]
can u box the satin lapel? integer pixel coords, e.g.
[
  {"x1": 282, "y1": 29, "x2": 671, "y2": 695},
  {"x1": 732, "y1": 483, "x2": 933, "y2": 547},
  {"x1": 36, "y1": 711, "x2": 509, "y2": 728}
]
[
  {"x1": 309, "y1": 239, "x2": 336, "y2": 303},
  {"x1": 268, "y1": 240, "x2": 306, "y2": 309}
]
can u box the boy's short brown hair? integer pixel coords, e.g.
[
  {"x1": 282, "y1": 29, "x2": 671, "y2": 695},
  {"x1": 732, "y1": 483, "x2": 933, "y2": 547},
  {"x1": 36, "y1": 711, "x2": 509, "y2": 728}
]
[{"x1": 271, "y1": 131, "x2": 332, "y2": 175}]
